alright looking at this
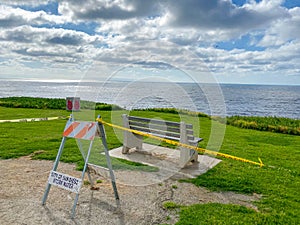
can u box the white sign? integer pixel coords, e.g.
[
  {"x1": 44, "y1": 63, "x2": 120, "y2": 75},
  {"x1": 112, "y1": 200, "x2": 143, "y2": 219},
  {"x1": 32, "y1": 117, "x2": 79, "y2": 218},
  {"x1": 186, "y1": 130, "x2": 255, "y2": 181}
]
[{"x1": 48, "y1": 171, "x2": 82, "y2": 193}]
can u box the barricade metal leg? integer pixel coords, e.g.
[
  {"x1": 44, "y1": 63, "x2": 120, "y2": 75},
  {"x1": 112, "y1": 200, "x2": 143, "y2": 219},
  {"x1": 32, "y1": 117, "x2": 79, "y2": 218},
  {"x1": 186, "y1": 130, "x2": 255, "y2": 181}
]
[
  {"x1": 77, "y1": 139, "x2": 94, "y2": 186},
  {"x1": 97, "y1": 118, "x2": 120, "y2": 205},
  {"x1": 71, "y1": 139, "x2": 94, "y2": 218},
  {"x1": 42, "y1": 136, "x2": 67, "y2": 205}
]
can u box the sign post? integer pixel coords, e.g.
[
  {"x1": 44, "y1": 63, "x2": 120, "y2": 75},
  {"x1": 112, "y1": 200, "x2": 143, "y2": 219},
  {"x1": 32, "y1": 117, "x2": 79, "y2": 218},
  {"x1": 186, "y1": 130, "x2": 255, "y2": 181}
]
[{"x1": 42, "y1": 115, "x2": 119, "y2": 218}]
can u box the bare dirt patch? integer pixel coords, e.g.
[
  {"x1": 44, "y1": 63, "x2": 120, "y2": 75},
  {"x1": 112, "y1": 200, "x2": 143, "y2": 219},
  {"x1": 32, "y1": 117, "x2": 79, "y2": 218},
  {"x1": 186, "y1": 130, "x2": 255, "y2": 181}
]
[{"x1": 0, "y1": 157, "x2": 260, "y2": 225}]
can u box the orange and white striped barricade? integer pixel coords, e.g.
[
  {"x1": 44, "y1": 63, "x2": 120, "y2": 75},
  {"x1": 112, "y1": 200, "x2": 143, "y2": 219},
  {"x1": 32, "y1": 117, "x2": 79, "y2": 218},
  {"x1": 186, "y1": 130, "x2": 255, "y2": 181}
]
[{"x1": 42, "y1": 115, "x2": 119, "y2": 218}]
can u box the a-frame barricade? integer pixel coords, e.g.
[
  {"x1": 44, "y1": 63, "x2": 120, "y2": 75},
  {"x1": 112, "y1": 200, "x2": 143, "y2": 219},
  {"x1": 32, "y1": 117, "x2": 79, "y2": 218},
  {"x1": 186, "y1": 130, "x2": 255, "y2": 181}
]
[{"x1": 42, "y1": 115, "x2": 119, "y2": 218}]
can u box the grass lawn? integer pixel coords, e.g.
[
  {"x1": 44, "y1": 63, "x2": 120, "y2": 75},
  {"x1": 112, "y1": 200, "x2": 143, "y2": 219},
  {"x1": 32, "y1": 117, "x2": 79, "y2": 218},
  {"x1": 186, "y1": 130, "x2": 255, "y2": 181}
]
[{"x1": 0, "y1": 106, "x2": 299, "y2": 224}]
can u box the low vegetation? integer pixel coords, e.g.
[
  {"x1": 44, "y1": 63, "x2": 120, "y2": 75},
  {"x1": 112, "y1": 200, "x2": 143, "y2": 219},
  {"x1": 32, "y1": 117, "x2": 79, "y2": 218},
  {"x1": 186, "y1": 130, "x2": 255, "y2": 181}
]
[
  {"x1": 163, "y1": 201, "x2": 181, "y2": 210},
  {"x1": 226, "y1": 115, "x2": 300, "y2": 135},
  {"x1": 0, "y1": 96, "x2": 123, "y2": 111}
]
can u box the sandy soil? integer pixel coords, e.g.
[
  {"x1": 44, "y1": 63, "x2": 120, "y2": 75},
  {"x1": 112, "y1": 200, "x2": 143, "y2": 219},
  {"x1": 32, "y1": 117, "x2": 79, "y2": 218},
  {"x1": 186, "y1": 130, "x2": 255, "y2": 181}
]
[{"x1": 0, "y1": 156, "x2": 261, "y2": 225}]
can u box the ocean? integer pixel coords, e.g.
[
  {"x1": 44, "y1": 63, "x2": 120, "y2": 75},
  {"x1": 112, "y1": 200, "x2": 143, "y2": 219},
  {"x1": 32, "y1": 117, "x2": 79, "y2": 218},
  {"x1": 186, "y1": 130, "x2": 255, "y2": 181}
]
[{"x1": 0, "y1": 80, "x2": 299, "y2": 119}]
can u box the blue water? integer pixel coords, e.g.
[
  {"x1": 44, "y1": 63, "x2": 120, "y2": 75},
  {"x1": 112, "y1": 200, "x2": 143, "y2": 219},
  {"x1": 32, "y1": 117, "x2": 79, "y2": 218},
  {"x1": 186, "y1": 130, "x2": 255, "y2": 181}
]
[{"x1": 0, "y1": 80, "x2": 299, "y2": 119}]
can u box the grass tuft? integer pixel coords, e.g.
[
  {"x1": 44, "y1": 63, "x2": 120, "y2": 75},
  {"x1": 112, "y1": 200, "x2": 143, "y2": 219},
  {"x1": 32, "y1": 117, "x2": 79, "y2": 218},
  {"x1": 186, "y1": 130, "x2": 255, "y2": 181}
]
[{"x1": 163, "y1": 201, "x2": 181, "y2": 210}]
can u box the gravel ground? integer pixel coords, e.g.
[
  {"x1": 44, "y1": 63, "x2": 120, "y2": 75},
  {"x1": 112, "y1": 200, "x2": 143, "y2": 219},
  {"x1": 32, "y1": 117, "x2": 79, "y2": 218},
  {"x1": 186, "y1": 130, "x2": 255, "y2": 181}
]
[{"x1": 0, "y1": 156, "x2": 261, "y2": 225}]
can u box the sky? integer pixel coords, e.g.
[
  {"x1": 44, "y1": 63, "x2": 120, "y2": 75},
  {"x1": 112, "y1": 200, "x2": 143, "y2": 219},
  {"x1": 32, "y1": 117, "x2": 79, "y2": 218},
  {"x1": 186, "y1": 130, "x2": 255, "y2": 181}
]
[{"x1": 0, "y1": 0, "x2": 300, "y2": 85}]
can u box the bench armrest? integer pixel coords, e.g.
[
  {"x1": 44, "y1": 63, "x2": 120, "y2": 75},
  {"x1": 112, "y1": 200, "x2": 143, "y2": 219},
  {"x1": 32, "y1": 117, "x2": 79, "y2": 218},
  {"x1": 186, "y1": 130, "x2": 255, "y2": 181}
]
[{"x1": 188, "y1": 137, "x2": 203, "y2": 144}]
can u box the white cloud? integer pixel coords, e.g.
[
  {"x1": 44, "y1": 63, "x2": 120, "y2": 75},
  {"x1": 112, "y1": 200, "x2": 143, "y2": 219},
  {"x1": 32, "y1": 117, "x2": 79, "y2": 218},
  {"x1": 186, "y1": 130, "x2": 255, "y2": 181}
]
[
  {"x1": 58, "y1": 0, "x2": 161, "y2": 20},
  {"x1": 0, "y1": 25, "x2": 102, "y2": 46},
  {"x1": 0, "y1": 24, "x2": 108, "y2": 75},
  {"x1": 258, "y1": 7, "x2": 300, "y2": 47},
  {"x1": 0, "y1": 4, "x2": 69, "y2": 28},
  {"x1": 1, "y1": 0, "x2": 50, "y2": 6}
]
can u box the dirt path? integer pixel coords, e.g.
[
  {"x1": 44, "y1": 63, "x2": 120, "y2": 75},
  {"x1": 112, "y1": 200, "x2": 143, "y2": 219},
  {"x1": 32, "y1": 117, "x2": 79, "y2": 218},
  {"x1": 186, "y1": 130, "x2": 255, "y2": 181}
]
[{"x1": 0, "y1": 157, "x2": 260, "y2": 225}]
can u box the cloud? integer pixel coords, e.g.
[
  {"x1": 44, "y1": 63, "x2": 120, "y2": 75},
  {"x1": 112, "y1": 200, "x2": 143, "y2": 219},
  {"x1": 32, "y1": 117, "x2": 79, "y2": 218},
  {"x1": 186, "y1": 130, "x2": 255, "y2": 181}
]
[
  {"x1": 258, "y1": 7, "x2": 300, "y2": 47},
  {"x1": 46, "y1": 33, "x2": 84, "y2": 46},
  {"x1": 0, "y1": 4, "x2": 68, "y2": 28},
  {"x1": 0, "y1": 25, "x2": 101, "y2": 45},
  {"x1": 1, "y1": 0, "x2": 50, "y2": 6},
  {"x1": 0, "y1": 25, "x2": 108, "y2": 72},
  {"x1": 92, "y1": 0, "x2": 291, "y2": 46},
  {"x1": 0, "y1": 0, "x2": 299, "y2": 84},
  {"x1": 59, "y1": 0, "x2": 162, "y2": 20},
  {"x1": 163, "y1": 0, "x2": 289, "y2": 40}
]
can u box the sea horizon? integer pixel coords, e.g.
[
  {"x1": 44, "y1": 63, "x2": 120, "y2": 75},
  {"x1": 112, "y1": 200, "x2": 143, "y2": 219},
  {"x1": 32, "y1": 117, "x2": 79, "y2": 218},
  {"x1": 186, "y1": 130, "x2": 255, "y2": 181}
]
[{"x1": 1, "y1": 79, "x2": 299, "y2": 119}]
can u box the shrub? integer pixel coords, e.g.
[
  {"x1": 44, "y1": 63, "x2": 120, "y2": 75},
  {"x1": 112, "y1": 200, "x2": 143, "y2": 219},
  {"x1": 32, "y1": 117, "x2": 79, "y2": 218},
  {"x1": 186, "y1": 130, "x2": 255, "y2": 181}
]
[{"x1": 227, "y1": 116, "x2": 300, "y2": 135}]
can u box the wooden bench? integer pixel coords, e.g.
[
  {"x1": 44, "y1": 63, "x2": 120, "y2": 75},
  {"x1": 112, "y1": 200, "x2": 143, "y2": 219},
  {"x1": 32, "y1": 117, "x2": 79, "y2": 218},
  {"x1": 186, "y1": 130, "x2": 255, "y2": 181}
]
[{"x1": 122, "y1": 114, "x2": 203, "y2": 168}]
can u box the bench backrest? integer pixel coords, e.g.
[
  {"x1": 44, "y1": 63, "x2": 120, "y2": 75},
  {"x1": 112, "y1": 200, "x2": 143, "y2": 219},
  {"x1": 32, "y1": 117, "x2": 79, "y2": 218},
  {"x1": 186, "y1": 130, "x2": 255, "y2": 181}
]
[{"x1": 127, "y1": 116, "x2": 195, "y2": 142}]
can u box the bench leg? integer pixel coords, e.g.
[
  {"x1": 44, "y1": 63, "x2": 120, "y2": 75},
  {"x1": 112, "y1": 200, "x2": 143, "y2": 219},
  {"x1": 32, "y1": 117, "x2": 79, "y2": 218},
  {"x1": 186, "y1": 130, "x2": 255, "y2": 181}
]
[
  {"x1": 179, "y1": 147, "x2": 190, "y2": 168},
  {"x1": 135, "y1": 140, "x2": 143, "y2": 151},
  {"x1": 190, "y1": 149, "x2": 198, "y2": 163},
  {"x1": 179, "y1": 147, "x2": 199, "y2": 168},
  {"x1": 122, "y1": 146, "x2": 130, "y2": 154}
]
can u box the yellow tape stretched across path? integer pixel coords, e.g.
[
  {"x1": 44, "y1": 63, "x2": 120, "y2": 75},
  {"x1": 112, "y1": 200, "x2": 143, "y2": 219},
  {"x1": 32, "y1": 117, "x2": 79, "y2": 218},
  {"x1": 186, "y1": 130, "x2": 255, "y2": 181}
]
[{"x1": 96, "y1": 118, "x2": 264, "y2": 167}]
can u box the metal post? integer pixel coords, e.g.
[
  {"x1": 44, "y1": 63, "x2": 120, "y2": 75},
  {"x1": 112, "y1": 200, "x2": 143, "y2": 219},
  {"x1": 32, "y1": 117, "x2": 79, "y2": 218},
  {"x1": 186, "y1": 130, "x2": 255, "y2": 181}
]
[
  {"x1": 97, "y1": 115, "x2": 120, "y2": 204},
  {"x1": 71, "y1": 139, "x2": 94, "y2": 218},
  {"x1": 77, "y1": 139, "x2": 93, "y2": 185},
  {"x1": 42, "y1": 115, "x2": 72, "y2": 205},
  {"x1": 42, "y1": 136, "x2": 67, "y2": 205}
]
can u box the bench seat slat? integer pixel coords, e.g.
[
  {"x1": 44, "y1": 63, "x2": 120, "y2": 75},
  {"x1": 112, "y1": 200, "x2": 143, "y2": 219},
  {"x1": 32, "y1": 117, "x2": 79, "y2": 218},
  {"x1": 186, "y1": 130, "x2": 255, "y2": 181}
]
[
  {"x1": 128, "y1": 116, "x2": 181, "y2": 128},
  {"x1": 129, "y1": 117, "x2": 194, "y2": 134},
  {"x1": 129, "y1": 126, "x2": 198, "y2": 142},
  {"x1": 127, "y1": 116, "x2": 201, "y2": 142},
  {"x1": 148, "y1": 133, "x2": 180, "y2": 141},
  {"x1": 129, "y1": 121, "x2": 181, "y2": 134},
  {"x1": 129, "y1": 125, "x2": 181, "y2": 139},
  {"x1": 129, "y1": 116, "x2": 193, "y2": 130}
]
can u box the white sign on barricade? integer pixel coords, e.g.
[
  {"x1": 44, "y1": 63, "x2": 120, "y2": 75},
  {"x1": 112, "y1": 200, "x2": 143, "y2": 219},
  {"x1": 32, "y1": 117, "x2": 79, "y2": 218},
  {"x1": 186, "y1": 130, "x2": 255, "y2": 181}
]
[{"x1": 48, "y1": 171, "x2": 82, "y2": 194}]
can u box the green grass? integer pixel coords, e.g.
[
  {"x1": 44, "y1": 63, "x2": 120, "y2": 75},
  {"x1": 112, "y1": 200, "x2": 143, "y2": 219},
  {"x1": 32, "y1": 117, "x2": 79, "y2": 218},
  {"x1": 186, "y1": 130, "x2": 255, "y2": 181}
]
[
  {"x1": 163, "y1": 201, "x2": 181, "y2": 210},
  {"x1": 0, "y1": 98, "x2": 300, "y2": 224},
  {"x1": 178, "y1": 203, "x2": 261, "y2": 225},
  {"x1": 178, "y1": 125, "x2": 300, "y2": 224},
  {"x1": 0, "y1": 107, "x2": 157, "y2": 171}
]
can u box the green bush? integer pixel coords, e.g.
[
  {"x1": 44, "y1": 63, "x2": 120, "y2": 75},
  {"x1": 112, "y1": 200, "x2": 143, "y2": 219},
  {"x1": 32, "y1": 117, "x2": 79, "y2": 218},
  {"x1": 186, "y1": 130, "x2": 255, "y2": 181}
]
[
  {"x1": 0, "y1": 97, "x2": 124, "y2": 111},
  {"x1": 226, "y1": 116, "x2": 300, "y2": 135}
]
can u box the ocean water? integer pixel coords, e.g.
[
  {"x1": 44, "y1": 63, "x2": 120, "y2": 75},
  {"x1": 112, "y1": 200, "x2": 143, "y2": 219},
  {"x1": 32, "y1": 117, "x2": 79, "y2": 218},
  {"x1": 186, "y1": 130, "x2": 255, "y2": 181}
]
[{"x1": 0, "y1": 80, "x2": 299, "y2": 119}]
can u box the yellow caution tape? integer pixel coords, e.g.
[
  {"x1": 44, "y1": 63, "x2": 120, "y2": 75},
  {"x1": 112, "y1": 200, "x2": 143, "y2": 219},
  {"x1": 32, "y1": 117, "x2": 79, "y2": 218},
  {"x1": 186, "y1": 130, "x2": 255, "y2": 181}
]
[
  {"x1": 0, "y1": 116, "x2": 65, "y2": 123},
  {"x1": 96, "y1": 118, "x2": 264, "y2": 167}
]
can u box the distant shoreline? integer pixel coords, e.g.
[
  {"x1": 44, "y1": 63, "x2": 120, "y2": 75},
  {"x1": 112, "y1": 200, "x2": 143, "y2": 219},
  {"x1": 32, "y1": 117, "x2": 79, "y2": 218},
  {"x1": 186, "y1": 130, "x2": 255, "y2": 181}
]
[
  {"x1": 0, "y1": 96, "x2": 299, "y2": 136},
  {"x1": 1, "y1": 81, "x2": 299, "y2": 119},
  {"x1": 1, "y1": 78, "x2": 300, "y2": 86}
]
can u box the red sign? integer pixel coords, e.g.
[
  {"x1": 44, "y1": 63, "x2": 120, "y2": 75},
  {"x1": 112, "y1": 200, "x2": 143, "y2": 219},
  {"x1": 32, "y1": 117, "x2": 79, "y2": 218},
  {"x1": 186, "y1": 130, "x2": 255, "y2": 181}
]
[{"x1": 66, "y1": 97, "x2": 80, "y2": 111}]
